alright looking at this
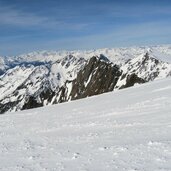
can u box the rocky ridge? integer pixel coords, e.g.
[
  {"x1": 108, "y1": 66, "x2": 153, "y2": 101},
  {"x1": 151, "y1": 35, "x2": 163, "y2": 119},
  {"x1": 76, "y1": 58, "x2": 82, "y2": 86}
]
[{"x1": 0, "y1": 46, "x2": 171, "y2": 114}]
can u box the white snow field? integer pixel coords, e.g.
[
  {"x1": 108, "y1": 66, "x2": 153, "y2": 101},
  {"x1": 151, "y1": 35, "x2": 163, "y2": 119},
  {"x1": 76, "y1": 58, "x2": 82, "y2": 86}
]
[{"x1": 0, "y1": 78, "x2": 171, "y2": 171}]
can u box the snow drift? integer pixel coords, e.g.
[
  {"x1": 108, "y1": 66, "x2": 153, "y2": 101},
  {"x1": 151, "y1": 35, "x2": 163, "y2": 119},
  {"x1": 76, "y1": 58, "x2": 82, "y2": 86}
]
[{"x1": 0, "y1": 77, "x2": 171, "y2": 170}]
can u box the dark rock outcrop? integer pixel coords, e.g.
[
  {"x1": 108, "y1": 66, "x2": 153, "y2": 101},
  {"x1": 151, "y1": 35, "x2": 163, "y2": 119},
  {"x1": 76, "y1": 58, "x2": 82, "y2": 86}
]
[
  {"x1": 119, "y1": 73, "x2": 146, "y2": 89},
  {"x1": 115, "y1": 52, "x2": 171, "y2": 89},
  {"x1": 69, "y1": 56, "x2": 121, "y2": 100},
  {"x1": 1, "y1": 53, "x2": 171, "y2": 114},
  {"x1": 48, "y1": 56, "x2": 122, "y2": 104}
]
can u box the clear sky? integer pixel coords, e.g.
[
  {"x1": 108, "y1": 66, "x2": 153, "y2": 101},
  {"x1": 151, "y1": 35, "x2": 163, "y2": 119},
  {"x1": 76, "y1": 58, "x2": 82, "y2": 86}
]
[{"x1": 0, "y1": 0, "x2": 171, "y2": 56}]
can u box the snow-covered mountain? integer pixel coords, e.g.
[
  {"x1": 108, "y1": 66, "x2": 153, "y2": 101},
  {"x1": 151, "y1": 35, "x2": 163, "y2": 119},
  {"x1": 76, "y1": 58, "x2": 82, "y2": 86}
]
[
  {"x1": 0, "y1": 55, "x2": 86, "y2": 113},
  {"x1": 0, "y1": 45, "x2": 171, "y2": 114},
  {"x1": 0, "y1": 77, "x2": 171, "y2": 171},
  {"x1": 115, "y1": 52, "x2": 171, "y2": 89}
]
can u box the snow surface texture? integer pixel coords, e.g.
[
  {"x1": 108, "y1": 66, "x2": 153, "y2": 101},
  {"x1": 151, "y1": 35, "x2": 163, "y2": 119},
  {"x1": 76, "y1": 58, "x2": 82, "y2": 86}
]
[{"x1": 0, "y1": 77, "x2": 171, "y2": 171}]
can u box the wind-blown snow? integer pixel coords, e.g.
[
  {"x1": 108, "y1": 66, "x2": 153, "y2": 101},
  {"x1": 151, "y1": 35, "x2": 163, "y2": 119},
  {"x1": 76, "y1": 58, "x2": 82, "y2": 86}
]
[{"x1": 0, "y1": 77, "x2": 171, "y2": 171}]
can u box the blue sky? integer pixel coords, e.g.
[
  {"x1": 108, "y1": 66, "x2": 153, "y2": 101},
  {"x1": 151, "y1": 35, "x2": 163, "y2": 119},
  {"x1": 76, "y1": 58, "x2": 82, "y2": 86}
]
[{"x1": 0, "y1": 0, "x2": 171, "y2": 56}]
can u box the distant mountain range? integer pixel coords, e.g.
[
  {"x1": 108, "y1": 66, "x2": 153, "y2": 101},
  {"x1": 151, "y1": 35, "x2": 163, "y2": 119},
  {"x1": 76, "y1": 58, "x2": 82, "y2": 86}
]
[{"x1": 0, "y1": 45, "x2": 171, "y2": 114}]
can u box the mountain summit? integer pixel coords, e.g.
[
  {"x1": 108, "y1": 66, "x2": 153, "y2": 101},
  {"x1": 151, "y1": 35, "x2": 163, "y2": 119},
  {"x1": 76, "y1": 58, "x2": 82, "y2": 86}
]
[{"x1": 0, "y1": 45, "x2": 171, "y2": 114}]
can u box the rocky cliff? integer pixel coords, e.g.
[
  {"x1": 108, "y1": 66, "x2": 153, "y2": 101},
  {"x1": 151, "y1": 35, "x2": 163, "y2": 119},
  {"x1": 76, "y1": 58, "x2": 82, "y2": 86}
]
[{"x1": 0, "y1": 47, "x2": 171, "y2": 114}]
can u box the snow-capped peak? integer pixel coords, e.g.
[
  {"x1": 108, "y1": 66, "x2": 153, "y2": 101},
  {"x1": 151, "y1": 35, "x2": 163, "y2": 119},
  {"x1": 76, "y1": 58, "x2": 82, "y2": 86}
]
[{"x1": 0, "y1": 45, "x2": 171, "y2": 114}]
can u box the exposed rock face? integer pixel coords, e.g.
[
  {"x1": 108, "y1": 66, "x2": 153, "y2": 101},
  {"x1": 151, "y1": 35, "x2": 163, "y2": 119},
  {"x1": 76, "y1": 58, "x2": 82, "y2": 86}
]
[
  {"x1": 119, "y1": 73, "x2": 146, "y2": 89},
  {"x1": 46, "y1": 56, "x2": 121, "y2": 104},
  {"x1": 0, "y1": 51, "x2": 171, "y2": 114},
  {"x1": 115, "y1": 52, "x2": 171, "y2": 89},
  {"x1": 0, "y1": 56, "x2": 86, "y2": 113},
  {"x1": 70, "y1": 56, "x2": 121, "y2": 100}
]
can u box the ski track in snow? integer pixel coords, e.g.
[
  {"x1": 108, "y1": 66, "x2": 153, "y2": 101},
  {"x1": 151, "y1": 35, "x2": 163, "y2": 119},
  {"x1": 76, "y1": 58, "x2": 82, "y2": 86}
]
[{"x1": 0, "y1": 78, "x2": 171, "y2": 171}]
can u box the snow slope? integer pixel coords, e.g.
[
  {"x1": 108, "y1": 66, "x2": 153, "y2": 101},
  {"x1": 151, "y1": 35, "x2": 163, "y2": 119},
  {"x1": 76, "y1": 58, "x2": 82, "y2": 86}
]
[{"x1": 0, "y1": 77, "x2": 171, "y2": 171}]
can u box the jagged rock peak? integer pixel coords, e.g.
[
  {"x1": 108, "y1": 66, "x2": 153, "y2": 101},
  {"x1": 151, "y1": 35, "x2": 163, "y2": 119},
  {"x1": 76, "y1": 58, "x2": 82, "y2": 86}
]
[
  {"x1": 68, "y1": 55, "x2": 121, "y2": 100},
  {"x1": 99, "y1": 54, "x2": 111, "y2": 63},
  {"x1": 0, "y1": 46, "x2": 171, "y2": 114}
]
